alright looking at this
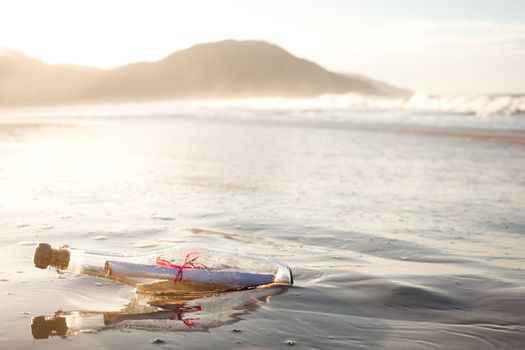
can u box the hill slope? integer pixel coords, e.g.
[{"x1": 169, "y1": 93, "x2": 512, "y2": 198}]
[
  {"x1": 0, "y1": 40, "x2": 410, "y2": 106},
  {"x1": 0, "y1": 49, "x2": 102, "y2": 105}
]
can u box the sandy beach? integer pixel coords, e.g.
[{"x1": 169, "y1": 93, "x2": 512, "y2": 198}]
[{"x1": 0, "y1": 104, "x2": 523, "y2": 349}]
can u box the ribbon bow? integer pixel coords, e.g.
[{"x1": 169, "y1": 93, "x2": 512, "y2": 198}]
[{"x1": 156, "y1": 252, "x2": 204, "y2": 284}]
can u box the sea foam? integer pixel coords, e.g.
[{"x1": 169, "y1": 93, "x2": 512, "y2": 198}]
[{"x1": 221, "y1": 93, "x2": 525, "y2": 117}]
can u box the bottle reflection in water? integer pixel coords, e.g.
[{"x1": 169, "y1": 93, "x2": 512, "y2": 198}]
[
  {"x1": 31, "y1": 287, "x2": 287, "y2": 339},
  {"x1": 33, "y1": 243, "x2": 293, "y2": 294}
]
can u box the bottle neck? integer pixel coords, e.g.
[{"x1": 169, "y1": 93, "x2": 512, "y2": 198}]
[{"x1": 49, "y1": 246, "x2": 71, "y2": 270}]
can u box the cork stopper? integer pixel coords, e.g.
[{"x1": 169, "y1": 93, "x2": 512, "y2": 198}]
[{"x1": 33, "y1": 243, "x2": 70, "y2": 270}]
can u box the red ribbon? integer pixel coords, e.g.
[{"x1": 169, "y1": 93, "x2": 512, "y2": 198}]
[
  {"x1": 156, "y1": 252, "x2": 204, "y2": 284},
  {"x1": 169, "y1": 305, "x2": 202, "y2": 328}
]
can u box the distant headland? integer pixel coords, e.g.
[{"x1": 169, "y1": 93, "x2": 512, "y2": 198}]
[{"x1": 0, "y1": 40, "x2": 410, "y2": 106}]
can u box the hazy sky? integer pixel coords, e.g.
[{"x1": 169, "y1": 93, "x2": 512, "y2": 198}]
[{"x1": 1, "y1": 0, "x2": 524, "y2": 94}]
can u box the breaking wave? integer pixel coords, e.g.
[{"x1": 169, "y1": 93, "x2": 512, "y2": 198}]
[
  {"x1": 3, "y1": 93, "x2": 525, "y2": 119},
  {"x1": 225, "y1": 93, "x2": 525, "y2": 117}
]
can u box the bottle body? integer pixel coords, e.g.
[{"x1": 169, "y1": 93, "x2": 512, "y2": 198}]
[{"x1": 34, "y1": 243, "x2": 293, "y2": 294}]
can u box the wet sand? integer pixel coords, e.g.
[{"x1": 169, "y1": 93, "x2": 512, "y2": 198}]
[{"x1": 0, "y1": 107, "x2": 524, "y2": 349}]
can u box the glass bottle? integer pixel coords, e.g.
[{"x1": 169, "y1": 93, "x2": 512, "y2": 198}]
[{"x1": 33, "y1": 243, "x2": 293, "y2": 294}]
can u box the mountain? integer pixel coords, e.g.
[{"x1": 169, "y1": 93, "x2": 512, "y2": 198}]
[
  {"x1": 344, "y1": 73, "x2": 411, "y2": 97},
  {"x1": 0, "y1": 40, "x2": 410, "y2": 106},
  {"x1": 0, "y1": 48, "x2": 103, "y2": 105}
]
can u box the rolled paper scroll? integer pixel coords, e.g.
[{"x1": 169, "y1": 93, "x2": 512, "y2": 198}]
[{"x1": 105, "y1": 260, "x2": 275, "y2": 289}]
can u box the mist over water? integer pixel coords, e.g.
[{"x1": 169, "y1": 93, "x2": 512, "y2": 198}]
[
  {"x1": 0, "y1": 103, "x2": 524, "y2": 349},
  {"x1": 303, "y1": 92, "x2": 525, "y2": 117},
  {"x1": 5, "y1": 92, "x2": 525, "y2": 121},
  {"x1": 160, "y1": 93, "x2": 525, "y2": 118}
]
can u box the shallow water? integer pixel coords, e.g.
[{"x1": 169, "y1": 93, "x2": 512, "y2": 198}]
[{"x1": 0, "y1": 104, "x2": 524, "y2": 349}]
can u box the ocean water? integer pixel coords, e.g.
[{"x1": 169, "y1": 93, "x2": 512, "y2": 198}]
[{"x1": 0, "y1": 100, "x2": 524, "y2": 349}]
